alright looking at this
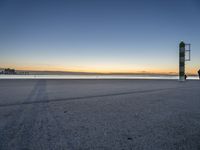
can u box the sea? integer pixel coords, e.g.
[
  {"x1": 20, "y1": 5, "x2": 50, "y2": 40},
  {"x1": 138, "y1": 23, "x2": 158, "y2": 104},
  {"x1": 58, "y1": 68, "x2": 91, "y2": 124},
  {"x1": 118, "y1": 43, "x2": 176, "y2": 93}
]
[{"x1": 0, "y1": 74, "x2": 199, "y2": 80}]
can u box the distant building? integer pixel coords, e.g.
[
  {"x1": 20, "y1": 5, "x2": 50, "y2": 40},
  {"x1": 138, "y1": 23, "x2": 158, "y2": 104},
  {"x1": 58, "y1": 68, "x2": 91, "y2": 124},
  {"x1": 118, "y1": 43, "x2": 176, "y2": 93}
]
[
  {"x1": 4, "y1": 68, "x2": 16, "y2": 74},
  {"x1": 19, "y1": 71, "x2": 29, "y2": 75}
]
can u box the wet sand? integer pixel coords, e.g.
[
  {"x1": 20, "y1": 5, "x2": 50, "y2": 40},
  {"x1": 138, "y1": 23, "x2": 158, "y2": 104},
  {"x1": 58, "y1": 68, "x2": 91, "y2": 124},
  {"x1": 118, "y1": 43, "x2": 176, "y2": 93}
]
[{"x1": 0, "y1": 79, "x2": 200, "y2": 150}]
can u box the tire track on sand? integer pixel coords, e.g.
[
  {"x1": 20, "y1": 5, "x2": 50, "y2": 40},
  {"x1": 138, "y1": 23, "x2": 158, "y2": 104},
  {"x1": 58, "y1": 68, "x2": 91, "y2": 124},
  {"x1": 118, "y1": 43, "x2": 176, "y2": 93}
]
[
  {"x1": 0, "y1": 80, "x2": 40, "y2": 150},
  {"x1": 0, "y1": 80, "x2": 75, "y2": 150}
]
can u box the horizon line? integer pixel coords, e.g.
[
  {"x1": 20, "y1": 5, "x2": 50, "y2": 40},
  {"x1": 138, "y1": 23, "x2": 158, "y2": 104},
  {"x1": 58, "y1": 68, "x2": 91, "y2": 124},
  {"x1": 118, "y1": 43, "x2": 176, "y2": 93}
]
[{"x1": 1, "y1": 68, "x2": 198, "y2": 76}]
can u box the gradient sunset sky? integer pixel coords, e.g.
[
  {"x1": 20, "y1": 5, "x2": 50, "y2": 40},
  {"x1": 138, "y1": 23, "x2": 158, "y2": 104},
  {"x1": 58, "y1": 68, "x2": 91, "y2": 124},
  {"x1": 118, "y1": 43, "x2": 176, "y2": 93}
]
[{"x1": 0, "y1": 0, "x2": 200, "y2": 74}]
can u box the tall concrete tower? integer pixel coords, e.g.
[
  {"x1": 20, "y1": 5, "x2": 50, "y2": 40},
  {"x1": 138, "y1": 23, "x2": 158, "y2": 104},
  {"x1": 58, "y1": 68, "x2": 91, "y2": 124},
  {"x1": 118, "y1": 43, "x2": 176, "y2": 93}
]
[
  {"x1": 179, "y1": 41, "x2": 191, "y2": 81},
  {"x1": 179, "y1": 41, "x2": 185, "y2": 81}
]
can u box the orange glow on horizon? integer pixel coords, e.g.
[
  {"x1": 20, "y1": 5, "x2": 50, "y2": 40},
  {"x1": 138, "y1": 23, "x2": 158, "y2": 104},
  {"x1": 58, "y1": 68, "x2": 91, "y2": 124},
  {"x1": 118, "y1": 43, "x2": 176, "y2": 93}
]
[
  {"x1": 2, "y1": 63, "x2": 198, "y2": 75},
  {"x1": 0, "y1": 66, "x2": 193, "y2": 75}
]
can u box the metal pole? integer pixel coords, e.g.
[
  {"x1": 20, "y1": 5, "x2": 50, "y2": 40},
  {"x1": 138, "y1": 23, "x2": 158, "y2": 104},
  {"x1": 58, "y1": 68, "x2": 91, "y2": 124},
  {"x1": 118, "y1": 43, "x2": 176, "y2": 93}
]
[{"x1": 179, "y1": 41, "x2": 185, "y2": 81}]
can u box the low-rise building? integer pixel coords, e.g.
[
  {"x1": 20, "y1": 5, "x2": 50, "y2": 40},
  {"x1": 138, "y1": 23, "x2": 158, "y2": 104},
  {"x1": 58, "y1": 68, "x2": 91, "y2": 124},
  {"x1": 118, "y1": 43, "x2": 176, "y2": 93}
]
[{"x1": 4, "y1": 68, "x2": 16, "y2": 74}]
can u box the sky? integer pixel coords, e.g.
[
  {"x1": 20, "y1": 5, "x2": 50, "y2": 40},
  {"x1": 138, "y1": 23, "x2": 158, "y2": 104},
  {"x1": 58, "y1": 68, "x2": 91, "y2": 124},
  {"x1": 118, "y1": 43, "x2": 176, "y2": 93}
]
[{"x1": 0, "y1": 0, "x2": 200, "y2": 74}]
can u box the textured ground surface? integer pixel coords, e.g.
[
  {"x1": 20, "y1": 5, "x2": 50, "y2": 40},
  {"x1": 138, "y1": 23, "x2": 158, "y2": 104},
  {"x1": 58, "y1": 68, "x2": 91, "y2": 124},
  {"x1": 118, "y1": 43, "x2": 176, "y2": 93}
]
[{"x1": 0, "y1": 79, "x2": 200, "y2": 150}]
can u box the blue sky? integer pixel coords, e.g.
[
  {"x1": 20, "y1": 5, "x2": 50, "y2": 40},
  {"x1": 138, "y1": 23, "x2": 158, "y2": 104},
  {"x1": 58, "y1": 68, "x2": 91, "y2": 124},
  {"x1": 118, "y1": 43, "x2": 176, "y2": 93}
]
[{"x1": 0, "y1": 0, "x2": 200, "y2": 74}]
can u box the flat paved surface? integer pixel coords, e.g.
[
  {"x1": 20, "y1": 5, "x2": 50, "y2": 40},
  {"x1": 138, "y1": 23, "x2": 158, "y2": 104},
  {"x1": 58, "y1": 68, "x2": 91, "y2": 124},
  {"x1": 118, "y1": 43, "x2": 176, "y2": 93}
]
[{"x1": 0, "y1": 79, "x2": 200, "y2": 150}]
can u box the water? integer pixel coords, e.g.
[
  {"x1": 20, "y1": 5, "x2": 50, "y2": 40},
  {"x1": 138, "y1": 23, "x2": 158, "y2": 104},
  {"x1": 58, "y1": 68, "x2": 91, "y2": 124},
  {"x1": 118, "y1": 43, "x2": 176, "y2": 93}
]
[{"x1": 0, "y1": 74, "x2": 199, "y2": 80}]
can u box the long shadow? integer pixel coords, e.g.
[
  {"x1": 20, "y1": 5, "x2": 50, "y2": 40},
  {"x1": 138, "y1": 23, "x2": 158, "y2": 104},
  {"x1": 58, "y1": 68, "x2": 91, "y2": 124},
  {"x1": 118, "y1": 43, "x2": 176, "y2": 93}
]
[{"x1": 0, "y1": 87, "x2": 174, "y2": 108}]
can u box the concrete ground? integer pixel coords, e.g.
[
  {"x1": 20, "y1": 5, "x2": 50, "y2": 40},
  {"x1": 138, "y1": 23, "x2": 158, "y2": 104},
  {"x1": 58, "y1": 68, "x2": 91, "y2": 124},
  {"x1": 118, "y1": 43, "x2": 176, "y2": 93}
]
[{"x1": 0, "y1": 79, "x2": 200, "y2": 150}]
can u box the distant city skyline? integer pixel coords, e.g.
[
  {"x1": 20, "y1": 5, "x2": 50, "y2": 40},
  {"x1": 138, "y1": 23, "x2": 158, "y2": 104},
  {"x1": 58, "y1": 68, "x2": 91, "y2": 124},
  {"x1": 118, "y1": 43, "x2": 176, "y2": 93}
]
[{"x1": 0, "y1": 0, "x2": 200, "y2": 75}]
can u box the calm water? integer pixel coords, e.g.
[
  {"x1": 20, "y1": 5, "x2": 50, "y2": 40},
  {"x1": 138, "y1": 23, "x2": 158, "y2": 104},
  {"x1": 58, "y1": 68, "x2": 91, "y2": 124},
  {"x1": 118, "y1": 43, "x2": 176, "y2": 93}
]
[{"x1": 0, "y1": 74, "x2": 199, "y2": 80}]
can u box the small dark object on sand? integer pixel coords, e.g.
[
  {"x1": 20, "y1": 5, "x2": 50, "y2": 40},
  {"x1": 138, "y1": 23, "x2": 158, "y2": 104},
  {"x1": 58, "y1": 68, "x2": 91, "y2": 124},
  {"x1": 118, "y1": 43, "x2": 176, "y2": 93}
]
[{"x1": 127, "y1": 137, "x2": 133, "y2": 140}]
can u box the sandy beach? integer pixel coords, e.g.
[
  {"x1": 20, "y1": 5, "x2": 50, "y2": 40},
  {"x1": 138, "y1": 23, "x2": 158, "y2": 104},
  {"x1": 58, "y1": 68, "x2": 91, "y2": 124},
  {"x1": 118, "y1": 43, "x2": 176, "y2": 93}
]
[{"x1": 0, "y1": 79, "x2": 200, "y2": 150}]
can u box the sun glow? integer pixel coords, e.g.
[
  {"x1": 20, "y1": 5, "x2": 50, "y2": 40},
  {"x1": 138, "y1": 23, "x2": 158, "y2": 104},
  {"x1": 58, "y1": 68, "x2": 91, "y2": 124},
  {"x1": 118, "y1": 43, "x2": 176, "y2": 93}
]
[
  {"x1": 2, "y1": 60, "x2": 198, "y2": 75},
  {"x1": 1, "y1": 65, "x2": 181, "y2": 75}
]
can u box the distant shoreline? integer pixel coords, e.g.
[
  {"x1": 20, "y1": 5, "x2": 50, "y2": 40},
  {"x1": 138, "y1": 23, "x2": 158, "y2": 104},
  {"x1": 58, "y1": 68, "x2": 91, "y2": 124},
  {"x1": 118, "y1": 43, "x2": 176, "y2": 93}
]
[
  {"x1": 0, "y1": 69, "x2": 181, "y2": 76},
  {"x1": 0, "y1": 68, "x2": 198, "y2": 76},
  {"x1": 0, "y1": 74, "x2": 199, "y2": 80}
]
